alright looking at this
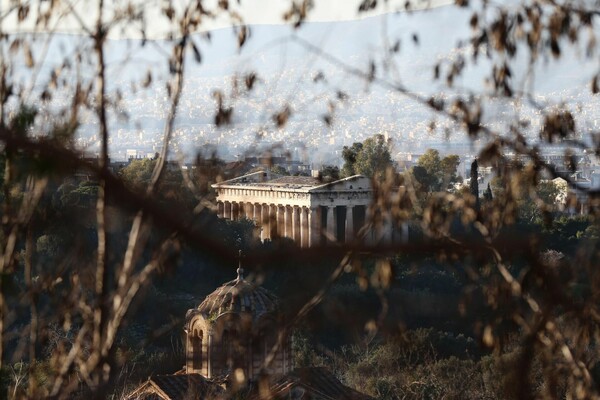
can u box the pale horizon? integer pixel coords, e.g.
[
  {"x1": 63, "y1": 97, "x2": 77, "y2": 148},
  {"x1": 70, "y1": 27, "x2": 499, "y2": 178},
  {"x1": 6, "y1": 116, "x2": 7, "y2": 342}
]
[{"x1": 0, "y1": 0, "x2": 453, "y2": 39}]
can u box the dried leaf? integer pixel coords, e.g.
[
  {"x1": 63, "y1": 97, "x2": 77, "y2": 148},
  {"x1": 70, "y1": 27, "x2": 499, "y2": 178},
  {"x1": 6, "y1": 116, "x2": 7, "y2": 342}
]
[
  {"x1": 190, "y1": 41, "x2": 202, "y2": 64},
  {"x1": 237, "y1": 26, "x2": 248, "y2": 48},
  {"x1": 9, "y1": 39, "x2": 21, "y2": 54},
  {"x1": 368, "y1": 61, "x2": 376, "y2": 82},
  {"x1": 245, "y1": 72, "x2": 257, "y2": 90},
  {"x1": 358, "y1": 0, "x2": 377, "y2": 12},
  {"x1": 412, "y1": 33, "x2": 419, "y2": 45},
  {"x1": 470, "y1": 13, "x2": 478, "y2": 29},
  {"x1": 24, "y1": 43, "x2": 34, "y2": 68},
  {"x1": 142, "y1": 70, "x2": 152, "y2": 88},
  {"x1": 215, "y1": 107, "x2": 232, "y2": 126},
  {"x1": 18, "y1": 5, "x2": 29, "y2": 22},
  {"x1": 313, "y1": 71, "x2": 325, "y2": 83},
  {"x1": 336, "y1": 91, "x2": 348, "y2": 101},
  {"x1": 163, "y1": 6, "x2": 175, "y2": 20},
  {"x1": 273, "y1": 106, "x2": 291, "y2": 128}
]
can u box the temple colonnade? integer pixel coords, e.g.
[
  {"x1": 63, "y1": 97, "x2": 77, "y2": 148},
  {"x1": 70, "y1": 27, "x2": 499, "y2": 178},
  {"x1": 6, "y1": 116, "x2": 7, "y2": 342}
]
[
  {"x1": 217, "y1": 201, "x2": 368, "y2": 247},
  {"x1": 213, "y1": 172, "x2": 399, "y2": 247}
]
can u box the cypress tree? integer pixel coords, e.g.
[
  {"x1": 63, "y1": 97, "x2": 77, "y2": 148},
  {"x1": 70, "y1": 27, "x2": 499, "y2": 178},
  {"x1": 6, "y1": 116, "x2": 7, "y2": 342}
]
[
  {"x1": 483, "y1": 183, "x2": 493, "y2": 202},
  {"x1": 470, "y1": 159, "x2": 480, "y2": 210}
]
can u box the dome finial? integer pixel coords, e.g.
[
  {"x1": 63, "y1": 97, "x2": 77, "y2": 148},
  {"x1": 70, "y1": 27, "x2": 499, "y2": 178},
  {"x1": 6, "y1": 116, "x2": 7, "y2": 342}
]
[{"x1": 237, "y1": 249, "x2": 244, "y2": 281}]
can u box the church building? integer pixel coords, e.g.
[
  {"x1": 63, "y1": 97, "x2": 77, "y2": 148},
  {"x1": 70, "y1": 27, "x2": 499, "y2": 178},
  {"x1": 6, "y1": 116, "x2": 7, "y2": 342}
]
[
  {"x1": 126, "y1": 259, "x2": 373, "y2": 400},
  {"x1": 184, "y1": 263, "x2": 291, "y2": 380}
]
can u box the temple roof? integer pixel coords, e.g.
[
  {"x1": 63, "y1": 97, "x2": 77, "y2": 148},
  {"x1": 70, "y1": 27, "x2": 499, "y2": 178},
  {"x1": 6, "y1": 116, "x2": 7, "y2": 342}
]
[
  {"x1": 262, "y1": 175, "x2": 321, "y2": 188},
  {"x1": 212, "y1": 171, "x2": 371, "y2": 192}
]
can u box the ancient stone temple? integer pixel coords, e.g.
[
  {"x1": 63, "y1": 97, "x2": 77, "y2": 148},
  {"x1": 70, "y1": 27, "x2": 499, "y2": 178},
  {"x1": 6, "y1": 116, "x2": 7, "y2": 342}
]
[
  {"x1": 184, "y1": 262, "x2": 292, "y2": 380},
  {"x1": 212, "y1": 171, "x2": 398, "y2": 246}
]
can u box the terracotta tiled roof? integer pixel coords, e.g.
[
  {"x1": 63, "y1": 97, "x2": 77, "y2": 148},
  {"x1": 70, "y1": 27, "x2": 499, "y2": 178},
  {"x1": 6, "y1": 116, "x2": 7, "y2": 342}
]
[
  {"x1": 127, "y1": 369, "x2": 372, "y2": 400},
  {"x1": 192, "y1": 277, "x2": 279, "y2": 322},
  {"x1": 251, "y1": 367, "x2": 374, "y2": 400},
  {"x1": 126, "y1": 374, "x2": 224, "y2": 400}
]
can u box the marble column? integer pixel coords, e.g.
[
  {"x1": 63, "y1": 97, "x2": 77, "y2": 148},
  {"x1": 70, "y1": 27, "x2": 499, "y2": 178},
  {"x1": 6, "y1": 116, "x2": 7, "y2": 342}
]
[
  {"x1": 269, "y1": 204, "x2": 277, "y2": 238},
  {"x1": 245, "y1": 202, "x2": 254, "y2": 221},
  {"x1": 366, "y1": 206, "x2": 375, "y2": 244},
  {"x1": 309, "y1": 207, "x2": 319, "y2": 247},
  {"x1": 253, "y1": 203, "x2": 260, "y2": 222},
  {"x1": 300, "y1": 207, "x2": 308, "y2": 248},
  {"x1": 223, "y1": 201, "x2": 231, "y2": 220},
  {"x1": 284, "y1": 206, "x2": 293, "y2": 238},
  {"x1": 239, "y1": 202, "x2": 246, "y2": 219},
  {"x1": 327, "y1": 205, "x2": 336, "y2": 241},
  {"x1": 261, "y1": 204, "x2": 270, "y2": 241},
  {"x1": 276, "y1": 205, "x2": 284, "y2": 237},
  {"x1": 217, "y1": 201, "x2": 224, "y2": 218},
  {"x1": 232, "y1": 202, "x2": 239, "y2": 221},
  {"x1": 345, "y1": 206, "x2": 354, "y2": 243},
  {"x1": 292, "y1": 206, "x2": 300, "y2": 244}
]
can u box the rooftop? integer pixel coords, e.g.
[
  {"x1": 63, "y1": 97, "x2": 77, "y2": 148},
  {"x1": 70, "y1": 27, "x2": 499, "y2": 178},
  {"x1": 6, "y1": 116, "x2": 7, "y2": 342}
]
[
  {"x1": 254, "y1": 175, "x2": 321, "y2": 189},
  {"x1": 125, "y1": 373, "x2": 223, "y2": 400},
  {"x1": 213, "y1": 171, "x2": 371, "y2": 192},
  {"x1": 188, "y1": 267, "x2": 279, "y2": 323}
]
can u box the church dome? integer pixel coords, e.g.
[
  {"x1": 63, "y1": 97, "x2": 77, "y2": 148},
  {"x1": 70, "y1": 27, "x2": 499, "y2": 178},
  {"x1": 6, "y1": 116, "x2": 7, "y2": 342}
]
[
  {"x1": 184, "y1": 258, "x2": 291, "y2": 380},
  {"x1": 194, "y1": 271, "x2": 279, "y2": 322}
]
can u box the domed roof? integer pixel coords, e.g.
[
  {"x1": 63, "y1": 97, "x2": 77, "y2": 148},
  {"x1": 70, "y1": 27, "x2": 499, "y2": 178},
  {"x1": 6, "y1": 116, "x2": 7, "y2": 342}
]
[{"x1": 194, "y1": 267, "x2": 279, "y2": 322}]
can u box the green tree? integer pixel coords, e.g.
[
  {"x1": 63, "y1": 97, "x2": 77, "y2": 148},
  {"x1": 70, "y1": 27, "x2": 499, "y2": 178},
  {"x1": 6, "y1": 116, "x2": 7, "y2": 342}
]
[
  {"x1": 490, "y1": 176, "x2": 505, "y2": 199},
  {"x1": 320, "y1": 165, "x2": 340, "y2": 181},
  {"x1": 353, "y1": 134, "x2": 394, "y2": 180},
  {"x1": 341, "y1": 142, "x2": 363, "y2": 177},
  {"x1": 411, "y1": 165, "x2": 436, "y2": 193},
  {"x1": 271, "y1": 165, "x2": 290, "y2": 176},
  {"x1": 416, "y1": 149, "x2": 442, "y2": 190},
  {"x1": 120, "y1": 159, "x2": 156, "y2": 189},
  {"x1": 483, "y1": 183, "x2": 493, "y2": 202},
  {"x1": 519, "y1": 180, "x2": 561, "y2": 223},
  {"x1": 470, "y1": 159, "x2": 479, "y2": 210},
  {"x1": 536, "y1": 181, "x2": 560, "y2": 206},
  {"x1": 413, "y1": 149, "x2": 460, "y2": 192},
  {"x1": 440, "y1": 154, "x2": 461, "y2": 189}
]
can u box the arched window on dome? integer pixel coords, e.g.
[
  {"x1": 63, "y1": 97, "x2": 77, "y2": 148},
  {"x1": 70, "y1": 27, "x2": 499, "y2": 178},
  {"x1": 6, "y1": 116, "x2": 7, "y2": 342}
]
[{"x1": 192, "y1": 328, "x2": 203, "y2": 371}]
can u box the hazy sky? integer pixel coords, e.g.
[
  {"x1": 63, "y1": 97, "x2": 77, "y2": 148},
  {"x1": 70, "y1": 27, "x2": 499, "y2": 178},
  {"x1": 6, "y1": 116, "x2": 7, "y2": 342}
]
[{"x1": 0, "y1": 0, "x2": 452, "y2": 38}]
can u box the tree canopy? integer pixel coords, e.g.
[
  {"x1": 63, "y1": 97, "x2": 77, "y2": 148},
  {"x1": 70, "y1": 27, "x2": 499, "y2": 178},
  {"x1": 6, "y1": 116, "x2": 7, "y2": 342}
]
[
  {"x1": 411, "y1": 149, "x2": 461, "y2": 192},
  {"x1": 342, "y1": 134, "x2": 393, "y2": 180}
]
